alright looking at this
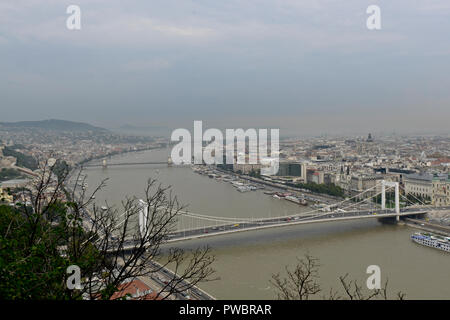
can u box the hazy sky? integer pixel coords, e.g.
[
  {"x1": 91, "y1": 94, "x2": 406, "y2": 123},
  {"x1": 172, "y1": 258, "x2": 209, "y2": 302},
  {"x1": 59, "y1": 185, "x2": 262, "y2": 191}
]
[{"x1": 1, "y1": 0, "x2": 450, "y2": 135}]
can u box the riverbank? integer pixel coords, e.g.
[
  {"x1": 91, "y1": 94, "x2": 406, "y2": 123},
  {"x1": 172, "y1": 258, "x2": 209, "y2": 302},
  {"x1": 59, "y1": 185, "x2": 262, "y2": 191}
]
[
  {"x1": 211, "y1": 166, "x2": 343, "y2": 204},
  {"x1": 402, "y1": 218, "x2": 450, "y2": 237}
]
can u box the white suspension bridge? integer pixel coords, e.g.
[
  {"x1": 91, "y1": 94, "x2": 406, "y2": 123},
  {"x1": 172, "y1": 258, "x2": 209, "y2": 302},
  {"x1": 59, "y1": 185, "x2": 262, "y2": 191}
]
[{"x1": 106, "y1": 180, "x2": 450, "y2": 252}]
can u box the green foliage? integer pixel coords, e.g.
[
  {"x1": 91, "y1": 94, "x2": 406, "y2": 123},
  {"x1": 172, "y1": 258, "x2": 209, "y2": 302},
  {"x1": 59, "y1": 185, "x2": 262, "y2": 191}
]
[
  {"x1": 290, "y1": 182, "x2": 345, "y2": 197},
  {"x1": 0, "y1": 204, "x2": 102, "y2": 300},
  {"x1": 0, "y1": 205, "x2": 66, "y2": 299}
]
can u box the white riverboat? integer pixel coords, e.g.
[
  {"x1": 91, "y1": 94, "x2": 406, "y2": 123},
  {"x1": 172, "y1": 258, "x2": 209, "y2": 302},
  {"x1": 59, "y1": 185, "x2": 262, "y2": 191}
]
[{"x1": 411, "y1": 232, "x2": 450, "y2": 253}]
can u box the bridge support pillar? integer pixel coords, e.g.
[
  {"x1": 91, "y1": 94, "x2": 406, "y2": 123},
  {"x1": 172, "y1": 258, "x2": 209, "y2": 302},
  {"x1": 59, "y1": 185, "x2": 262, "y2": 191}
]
[
  {"x1": 138, "y1": 199, "x2": 148, "y2": 236},
  {"x1": 381, "y1": 180, "x2": 400, "y2": 222},
  {"x1": 395, "y1": 183, "x2": 400, "y2": 221}
]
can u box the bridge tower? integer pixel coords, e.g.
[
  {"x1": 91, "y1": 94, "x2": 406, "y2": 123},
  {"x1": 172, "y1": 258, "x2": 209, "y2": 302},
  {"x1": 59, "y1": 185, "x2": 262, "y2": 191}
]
[
  {"x1": 167, "y1": 138, "x2": 173, "y2": 166},
  {"x1": 138, "y1": 199, "x2": 148, "y2": 236},
  {"x1": 381, "y1": 180, "x2": 400, "y2": 221}
]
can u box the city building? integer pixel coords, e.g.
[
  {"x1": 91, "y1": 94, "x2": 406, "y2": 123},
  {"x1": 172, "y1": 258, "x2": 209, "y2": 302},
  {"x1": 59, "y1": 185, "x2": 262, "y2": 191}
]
[
  {"x1": 233, "y1": 163, "x2": 262, "y2": 174},
  {"x1": 0, "y1": 187, "x2": 13, "y2": 203},
  {"x1": 349, "y1": 174, "x2": 384, "y2": 198},
  {"x1": 432, "y1": 174, "x2": 450, "y2": 207},
  {"x1": 276, "y1": 162, "x2": 306, "y2": 179},
  {"x1": 110, "y1": 278, "x2": 160, "y2": 300},
  {"x1": 324, "y1": 172, "x2": 337, "y2": 185},
  {"x1": 306, "y1": 169, "x2": 324, "y2": 184},
  {"x1": 404, "y1": 173, "x2": 433, "y2": 200}
]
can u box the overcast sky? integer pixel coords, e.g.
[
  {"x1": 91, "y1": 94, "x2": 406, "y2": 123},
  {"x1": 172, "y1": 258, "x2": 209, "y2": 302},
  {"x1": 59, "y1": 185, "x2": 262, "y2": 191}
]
[{"x1": 1, "y1": 0, "x2": 449, "y2": 135}]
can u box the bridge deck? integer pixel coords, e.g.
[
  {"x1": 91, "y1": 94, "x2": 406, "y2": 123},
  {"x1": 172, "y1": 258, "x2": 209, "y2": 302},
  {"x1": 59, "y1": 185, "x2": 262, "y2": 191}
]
[
  {"x1": 110, "y1": 210, "x2": 427, "y2": 251},
  {"x1": 84, "y1": 162, "x2": 168, "y2": 167}
]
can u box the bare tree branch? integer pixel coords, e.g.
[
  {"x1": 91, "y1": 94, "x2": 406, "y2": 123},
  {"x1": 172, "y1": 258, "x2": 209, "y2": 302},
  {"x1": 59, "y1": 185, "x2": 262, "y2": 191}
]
[{"x1": 7, "y1": 160, "x2": 216, "y2": 300}]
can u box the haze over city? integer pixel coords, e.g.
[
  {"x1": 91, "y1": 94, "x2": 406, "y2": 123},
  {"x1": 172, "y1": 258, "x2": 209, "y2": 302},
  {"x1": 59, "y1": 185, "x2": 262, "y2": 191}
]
[{"x1": 1, "y1": 0, "x2": 450, "y2": 135}]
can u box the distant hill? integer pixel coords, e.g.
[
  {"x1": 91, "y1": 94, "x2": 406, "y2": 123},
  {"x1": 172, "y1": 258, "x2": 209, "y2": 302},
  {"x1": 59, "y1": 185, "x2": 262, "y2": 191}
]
[
  {"x1": 0, "y1": 119, "x2": 108, "y2": 132},
  {"x1": 113, "y1": 124, "x2": 169, "y2": 136}
]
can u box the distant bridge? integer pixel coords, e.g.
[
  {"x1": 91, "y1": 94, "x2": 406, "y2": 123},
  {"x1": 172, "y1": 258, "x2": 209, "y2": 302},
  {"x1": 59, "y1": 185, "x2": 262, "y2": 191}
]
[
  {"x1": 12, "y1": 165, "x2": 39, "y2": 177},
  {"x1": 83, "y1": 161, "x2": 168, "y2": 168}
]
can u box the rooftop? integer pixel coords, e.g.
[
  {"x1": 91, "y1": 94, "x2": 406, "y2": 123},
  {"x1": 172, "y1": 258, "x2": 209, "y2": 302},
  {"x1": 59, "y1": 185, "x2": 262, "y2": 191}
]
[{"x1": 404, "y1": 173, "x2": 433, "y2": 182}]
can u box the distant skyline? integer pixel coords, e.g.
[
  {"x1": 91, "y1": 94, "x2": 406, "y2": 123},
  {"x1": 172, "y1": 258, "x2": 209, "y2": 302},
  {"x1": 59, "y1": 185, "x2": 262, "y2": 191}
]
[{"x1": 1, "y1": 1, "x2": 450, "y2": 135}]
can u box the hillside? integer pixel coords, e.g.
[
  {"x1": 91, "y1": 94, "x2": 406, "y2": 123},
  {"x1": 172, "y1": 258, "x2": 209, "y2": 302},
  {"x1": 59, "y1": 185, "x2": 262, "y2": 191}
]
[
  {"x1": 0, "y1": 119, "x2": 107, "y2": 132},
  {"x1": 2, "y1": 146, "x2": 38, "y2": 171}
]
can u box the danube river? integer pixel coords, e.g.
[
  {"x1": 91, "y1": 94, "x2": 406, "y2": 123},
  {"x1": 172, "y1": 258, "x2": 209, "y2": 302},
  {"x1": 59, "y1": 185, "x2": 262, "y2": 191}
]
[{"x1": 84, "y1": 149, "x2": 450, "y2": 299}]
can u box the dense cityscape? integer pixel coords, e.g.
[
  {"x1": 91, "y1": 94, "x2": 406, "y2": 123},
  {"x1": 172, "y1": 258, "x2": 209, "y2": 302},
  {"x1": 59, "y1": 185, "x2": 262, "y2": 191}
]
[{"x1": 2, "y1": 121, "x2": 449, "y2": 215}]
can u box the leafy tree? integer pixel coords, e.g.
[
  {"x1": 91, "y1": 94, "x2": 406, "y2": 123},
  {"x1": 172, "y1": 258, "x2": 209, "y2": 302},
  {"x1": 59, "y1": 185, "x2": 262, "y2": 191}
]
[
  {"x1": 0, "y1": 204, "x2": 72, "y2": 299},
  {"x1": 290, "y1": 182, "x2": 345, "y2": 197}
]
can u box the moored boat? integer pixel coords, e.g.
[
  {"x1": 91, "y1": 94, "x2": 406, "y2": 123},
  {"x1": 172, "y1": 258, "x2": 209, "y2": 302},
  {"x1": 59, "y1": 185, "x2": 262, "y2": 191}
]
[{"x1": 411, "y1": 232, "x2": 450, "y2": 253}]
